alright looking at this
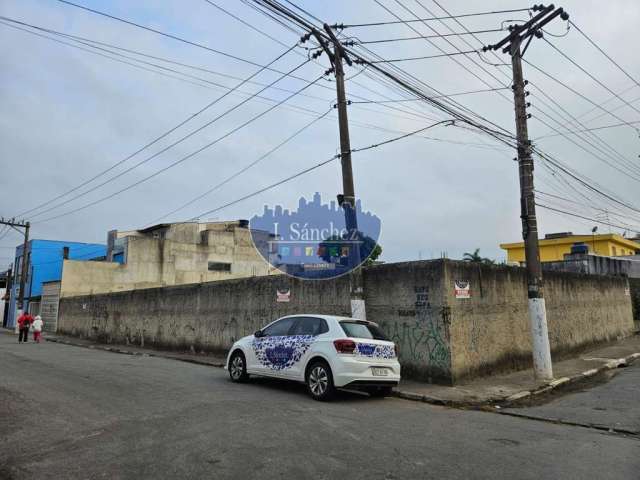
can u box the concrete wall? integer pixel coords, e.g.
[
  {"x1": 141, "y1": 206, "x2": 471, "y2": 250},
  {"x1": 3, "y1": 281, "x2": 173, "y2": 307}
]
[
  {"x1": 362, "y1": 261, "x2": 451, "y2": 383},
  {"x1": 629, "y1": 277, "x2": 640, "y2": 331},
  {"x1": 57, "y1": 259, "x2": 635, "y2": 384},
  {"x1": 446, "y1": 262, "x2": 634, "y2": 383},
  {"x1": 58, "y1": 275, "x2": 350, "y2": 354}
]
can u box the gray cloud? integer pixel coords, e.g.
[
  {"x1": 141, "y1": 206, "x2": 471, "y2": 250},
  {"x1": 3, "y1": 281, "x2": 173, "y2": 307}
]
[{"x1": 1, "y1": 0, "x2": 639, "y2": 265}]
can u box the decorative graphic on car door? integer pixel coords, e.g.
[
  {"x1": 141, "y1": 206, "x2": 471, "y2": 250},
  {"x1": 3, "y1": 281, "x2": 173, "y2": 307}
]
[{"x1": 252, "y1": 335, "x2": 316, "y2": 370}]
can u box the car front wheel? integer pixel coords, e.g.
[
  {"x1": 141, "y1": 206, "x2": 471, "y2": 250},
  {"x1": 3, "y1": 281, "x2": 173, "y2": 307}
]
[
  {"x1": 228, "y1": 351, "x2": 249, "y2": 383},
  {"x1": 306, "y1": 360, "x2": 335, "y2": 401}
]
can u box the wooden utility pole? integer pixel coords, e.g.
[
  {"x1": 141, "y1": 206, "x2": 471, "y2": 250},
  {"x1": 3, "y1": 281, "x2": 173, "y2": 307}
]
[
  {"x1": 484, "y1": 5, "x2": 569, "y2": 380},
  {"x1": 310, "y1": 25, "x2": 366, "y2": 319}
]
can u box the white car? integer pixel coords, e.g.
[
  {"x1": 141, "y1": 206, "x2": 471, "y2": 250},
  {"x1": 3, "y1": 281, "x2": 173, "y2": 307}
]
[{"x1": 225, "y1": 314, "x2": 401, "y2": 400}]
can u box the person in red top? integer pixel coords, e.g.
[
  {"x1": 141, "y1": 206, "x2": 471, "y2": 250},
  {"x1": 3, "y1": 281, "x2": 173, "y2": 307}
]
[{"x1": 17, "y1": 312, "x2": 34, "y2": 343}]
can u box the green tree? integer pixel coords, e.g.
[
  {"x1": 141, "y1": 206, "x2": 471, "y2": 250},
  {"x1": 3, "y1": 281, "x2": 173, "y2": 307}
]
[{"x1": 463, "y1": 248, "x2": 495, "y2": 265}]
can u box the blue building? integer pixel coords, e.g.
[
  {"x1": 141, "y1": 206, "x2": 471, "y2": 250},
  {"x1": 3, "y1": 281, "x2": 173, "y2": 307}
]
[{"x1": 7, "y1": 239, "x2": 106, "y2": 327}]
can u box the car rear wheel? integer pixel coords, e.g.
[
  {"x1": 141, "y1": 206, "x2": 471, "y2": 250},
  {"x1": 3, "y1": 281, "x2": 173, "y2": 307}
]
[
  {"x1": 228, "y1": 351, "x2": 249, "y2": 383},
  {"x1": 367, "y1": 386, "x2": 394, "y2": 398},
  {"x1": 306, "y1": 360, "x2": 335, "y2": 401}
]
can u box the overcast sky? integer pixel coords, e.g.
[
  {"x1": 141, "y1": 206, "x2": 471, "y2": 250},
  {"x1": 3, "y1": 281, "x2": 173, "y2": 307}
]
[{"x1": 1, "y1": 0, "x2": 639, "y2": 267}]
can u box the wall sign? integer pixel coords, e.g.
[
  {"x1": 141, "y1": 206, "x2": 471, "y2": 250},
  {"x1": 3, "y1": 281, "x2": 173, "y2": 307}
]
[
  {"x1": 276, "y1": 289, "x2": 290, "y2": 302},
  {"x1": 454, "y1": 280, "x2": 471, "y2": 299}
]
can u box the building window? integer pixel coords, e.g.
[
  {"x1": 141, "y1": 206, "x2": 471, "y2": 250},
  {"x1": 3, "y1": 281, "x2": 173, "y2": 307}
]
[
  {"x1": 208, "y1": 261, "x2": 231, "y2": 272},
  {"x1": 612, "y1": 246, "x2": 617, "y2": 256}
]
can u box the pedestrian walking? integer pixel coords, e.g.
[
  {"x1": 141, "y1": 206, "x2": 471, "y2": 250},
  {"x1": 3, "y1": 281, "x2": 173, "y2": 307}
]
[
  {"x1": 32, "y1": 315, "x2": 43, "y2": 343},
  {"x1": 17, "y1": 311, "x2": 34, "y2": 343}
]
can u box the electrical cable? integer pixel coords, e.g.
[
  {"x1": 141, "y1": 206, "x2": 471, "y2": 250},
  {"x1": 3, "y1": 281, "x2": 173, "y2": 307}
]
[
  {"x1": 34, "y1": 73, "x2": 325, "y2": 224},
  {"x1": 335, "y1": 8, "x2": 532, "y2": 28},
  {"x1": 9, "y1": 25, "x2": 301, "y2": 218},
  {"x1": 148, "y1": 107, "x2": 333, "y2": 224},
  {"x1": 536, "y1": 203, "x2": 640, "y2": 233},
  {"x1": 535, "y1": 119, "x2": 640, "y2": 139},
  {"x1": 354, "y1": 28, "x2": 504, "y2": 44},
  {"x1": 523, "y1": 58, "x2": 640, "y2": 134},
  {"x1": 543, "y1": 37, "x2": 640, "y2": 119},
  {"x1": 569, "y1": 20, "x2": 640, "y2": 91},
  {"x1": 363, "y1": 49, "x2": 480, "y2": 63},
  {"x1": 188, "y1": 118, "x2": 464, "y2": 220}
]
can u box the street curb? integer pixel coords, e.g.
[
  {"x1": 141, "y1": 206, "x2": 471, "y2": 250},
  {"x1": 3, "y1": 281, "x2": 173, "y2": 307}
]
[
  {"x1": 45, "y1": 337, "x2": 226, "y2": 368},
  {"x1": 392, "y1": 352, "x2": 640, "y2": 408}
]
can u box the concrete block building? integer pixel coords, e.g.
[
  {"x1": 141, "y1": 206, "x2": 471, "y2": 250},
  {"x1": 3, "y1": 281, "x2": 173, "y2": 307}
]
[{"x1": 59, "y1": 221, "x2": 274, "y2": 298}]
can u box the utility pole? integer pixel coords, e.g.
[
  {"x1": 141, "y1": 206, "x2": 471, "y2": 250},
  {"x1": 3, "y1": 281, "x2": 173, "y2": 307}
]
[
  {"x1": 0, "y1": 217, "x2": 31, "y2": 315},
  {"x1": 308, "y1": 25, "x2": 366, "y2": 319},
  {"x1": 484, "y1": 5, "x2": 569, "y2": 380}
]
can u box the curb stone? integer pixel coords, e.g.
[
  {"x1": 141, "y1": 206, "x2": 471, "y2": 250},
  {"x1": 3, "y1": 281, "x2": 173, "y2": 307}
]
[
  {"x1": 393, "y1": 351, "x2": 640, "y2": 408},
  {"x1": 45, "y1": 337, "x2": 226, "y2": 368}
]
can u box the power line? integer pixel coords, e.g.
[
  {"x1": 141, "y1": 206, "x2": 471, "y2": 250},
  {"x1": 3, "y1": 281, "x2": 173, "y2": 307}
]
[
  {"x1": 55, "y1": 0, "x2": 294, "y2": 72},
  {"x1": 536, "y1": 190, "x2": 640, "y2": 225},
  {"x1": 533, "y1": 147, "x2": 640, "y2": 215},
  {"x1": 8, "y1": 23, "x2": 301, "y2": 218},
  {"x1": 528, "y1": 87, "x2": 640, "y2": 180},
  {"x1": 353, "y1": 28, "x2": 504, "y2": 44},
  {"x1": 350, "y1": 119, "x2": 454, "y2": 153},
  {"x1": 188, "y1": 119, "x2": 464, "y2": 220},
  {"x1": 333, "y1": 8, "x2": 532, "y2": 28},
  {"x1": 202, "y1": 0, "x2": 289, "y2": 48},
  {"x1": 148, "y1": 107, "x2": 333, "y2": 224},
  {"x1": 542, "y1": 37, "x2": 640, "y2": 119},
  {"x1": 537, "y1": 203, "x2": 640, "y2": 233},
  {"x1": 569, "y1": 20, "x2": 640, "y2": 91},
  {"x1": 535, "y1": 119, "x2": 640, "y2": 139},
  {"x1": 523, "y1": 58, "x2": 640, "y2": 134},
  {"x1": 27, "y1": 57, "x2": 310, "y2": 220},
  {"x1": 353, "y1": 86, "x2": 510, "y2": 103},
  {"x1": 35, "y1": 73, "x2": 325, "y2": 223},
  {"x1": 362, "y1": 49, "x2": 479, "y2": 64}
]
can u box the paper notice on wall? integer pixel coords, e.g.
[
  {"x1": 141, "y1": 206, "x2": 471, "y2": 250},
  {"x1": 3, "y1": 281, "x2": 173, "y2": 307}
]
[
  {"x1": 624, "y1": 287, "x2": 631, "y2": 296},
  {"x1": 276, "y1": 289, "x2": 291, "y2": 302},
  {"x1": 454, "y1": 280, "x2": 471, "y2": 299}
]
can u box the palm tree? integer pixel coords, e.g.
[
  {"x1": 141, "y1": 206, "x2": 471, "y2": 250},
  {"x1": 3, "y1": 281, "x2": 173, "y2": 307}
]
[{"x1": 463, "y1": 248, "x2": 495, "y2": 265}]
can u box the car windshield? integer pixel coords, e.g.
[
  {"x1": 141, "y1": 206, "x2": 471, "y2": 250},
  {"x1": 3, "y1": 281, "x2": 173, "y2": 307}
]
[{"x1": 339, "y1": 321, "x2": 388, "y2": 340}]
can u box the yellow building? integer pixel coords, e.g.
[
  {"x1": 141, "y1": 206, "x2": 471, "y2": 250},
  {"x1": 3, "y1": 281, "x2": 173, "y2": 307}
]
[{"x1": 500, "y1": 232, "x2": 640, "y2": 264}]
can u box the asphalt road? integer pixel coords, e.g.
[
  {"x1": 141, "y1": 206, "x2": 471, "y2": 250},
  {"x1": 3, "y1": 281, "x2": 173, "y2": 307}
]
[
  {"x1": 1, "y1": 333, "x2": 638, "y2": 480},
  {"x1": 505, "y1": 362, "x2": 640, "y2": 434}
]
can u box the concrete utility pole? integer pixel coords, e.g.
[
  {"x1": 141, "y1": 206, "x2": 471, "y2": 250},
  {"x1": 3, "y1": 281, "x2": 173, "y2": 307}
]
[
  {"x1": 310, "y1": 25, "x2": 366, "y2": 319},
  {"x1": 484, "y1": 5, "x2": 569, "y2": 380},
  {"x1": 18, "y1": 222, "x2": 30, "y2": 311},
  {"x1": 0, "y1": 217, "x2": 30, "y2": 313},
  {"x1": 510, "y1": 36, "x2": 553, "y2": 380}
]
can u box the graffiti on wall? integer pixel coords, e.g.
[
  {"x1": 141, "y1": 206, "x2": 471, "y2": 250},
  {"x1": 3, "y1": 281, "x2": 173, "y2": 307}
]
[{"x1": 385, "y1": 286, "x2": 451, "y2": 374}]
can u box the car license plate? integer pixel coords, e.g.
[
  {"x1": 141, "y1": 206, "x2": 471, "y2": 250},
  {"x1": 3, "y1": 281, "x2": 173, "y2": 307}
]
[{"x1": 371, "y1": 367, "x2": 388, "y2": 376}]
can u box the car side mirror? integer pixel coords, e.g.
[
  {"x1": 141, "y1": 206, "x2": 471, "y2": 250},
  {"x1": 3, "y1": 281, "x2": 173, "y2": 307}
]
[{"x1": 254, "y1": 330, "x2": 264, "y2": 338}]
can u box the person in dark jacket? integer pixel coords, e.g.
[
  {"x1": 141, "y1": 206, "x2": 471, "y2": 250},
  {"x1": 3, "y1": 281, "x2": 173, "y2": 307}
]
[{"x1": 17, "y1": 312, "x2": 34, "y2": 343}]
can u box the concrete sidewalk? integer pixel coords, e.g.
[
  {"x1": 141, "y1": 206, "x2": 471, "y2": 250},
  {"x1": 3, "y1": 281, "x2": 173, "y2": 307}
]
[
  {"x1": 2, "y1": 328, "x2": 638, "y2": 407},
  {"x1": 0, "y1": 329, "x2": 227, "y2": 367},
  {"x1": 396, "y1": 334, "x2": 640, "y2": 407}
]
